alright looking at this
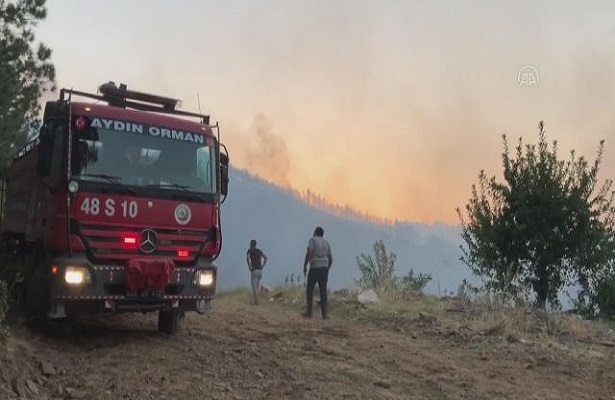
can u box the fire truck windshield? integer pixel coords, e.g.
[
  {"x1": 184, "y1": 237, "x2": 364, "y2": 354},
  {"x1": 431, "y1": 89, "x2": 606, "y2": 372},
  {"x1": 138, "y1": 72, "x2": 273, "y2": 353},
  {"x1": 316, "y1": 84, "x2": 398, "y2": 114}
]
[{"x1": 70, "y1": 120, "x2": 217, "y2": 195}]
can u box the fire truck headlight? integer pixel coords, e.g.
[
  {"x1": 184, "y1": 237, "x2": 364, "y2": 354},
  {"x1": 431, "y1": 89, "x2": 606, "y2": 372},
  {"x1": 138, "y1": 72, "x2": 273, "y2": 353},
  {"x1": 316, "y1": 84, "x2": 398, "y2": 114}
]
[
  {"x1": 195, "y1": 270, "x2": 214, "y2": 287},
  {"x1": 65, "y1": 266, "x2": 92, "y2": 285}
]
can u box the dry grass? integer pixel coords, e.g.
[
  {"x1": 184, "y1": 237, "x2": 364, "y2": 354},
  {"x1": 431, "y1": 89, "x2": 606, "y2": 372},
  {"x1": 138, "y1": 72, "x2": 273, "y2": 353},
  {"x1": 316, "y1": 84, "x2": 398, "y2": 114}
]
[
  {"x1": 458, "y1": 297, "x2": 614, "y2": 343},
  {"x1": 217, "y1": 286, "x2": 253, "y2": 299},
  {"x1": 251, "y1": 285, "x2": 615, "y2": 353}
]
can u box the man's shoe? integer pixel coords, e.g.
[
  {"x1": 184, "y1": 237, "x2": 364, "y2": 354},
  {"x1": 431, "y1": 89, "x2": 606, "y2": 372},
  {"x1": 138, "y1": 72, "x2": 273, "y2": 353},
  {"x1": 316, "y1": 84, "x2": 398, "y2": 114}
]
[{"x1": 301, "y1": 311, "x2": 312, "y2": 318}]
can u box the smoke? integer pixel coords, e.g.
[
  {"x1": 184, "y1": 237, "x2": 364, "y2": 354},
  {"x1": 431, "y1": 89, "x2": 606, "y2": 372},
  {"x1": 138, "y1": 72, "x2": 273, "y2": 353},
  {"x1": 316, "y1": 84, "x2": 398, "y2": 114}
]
[
  {"x1": 41, "y1": 0, "x2": 615, "y2": 224},
  {"x1": 244, "y1": 114, "x2": 293, "y2": 187}
]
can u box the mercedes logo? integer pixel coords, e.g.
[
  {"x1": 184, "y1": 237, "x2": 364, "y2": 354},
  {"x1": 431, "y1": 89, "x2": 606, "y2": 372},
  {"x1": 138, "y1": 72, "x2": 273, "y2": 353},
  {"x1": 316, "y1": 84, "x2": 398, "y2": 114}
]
[{"x1": 139, "y1": 229, "x2": 159, "y2": 254}]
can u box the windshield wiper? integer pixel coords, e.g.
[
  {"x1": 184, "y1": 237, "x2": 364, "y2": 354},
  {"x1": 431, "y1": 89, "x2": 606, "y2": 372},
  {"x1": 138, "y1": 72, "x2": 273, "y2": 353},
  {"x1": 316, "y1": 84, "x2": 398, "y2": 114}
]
[
  {"x1": 145, "y1": 182, "x2": 206, "y2": 202},
  {"x1": 146, "y1": 182, "x2": 190, "y2": 190},
  {"x1": 78, "y1": 173, "x2": 139, "y2": 195}
]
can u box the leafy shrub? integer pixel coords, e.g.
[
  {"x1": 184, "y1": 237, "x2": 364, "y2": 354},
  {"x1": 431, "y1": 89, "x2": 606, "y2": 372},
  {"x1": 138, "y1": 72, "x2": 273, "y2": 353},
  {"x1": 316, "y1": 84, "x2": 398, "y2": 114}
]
[
  {"x1": 356, "y1": 240, "x2": 431, "y2": 294},
  {"x1": 399, "y1": 269, "x2": 432, "y2": 293},
  {"x1": 356, "y1": 240, "x2": 397, "y2": 292},
  {"x1": 458, "y1": 122, "x2": 615, "y2": 308}
]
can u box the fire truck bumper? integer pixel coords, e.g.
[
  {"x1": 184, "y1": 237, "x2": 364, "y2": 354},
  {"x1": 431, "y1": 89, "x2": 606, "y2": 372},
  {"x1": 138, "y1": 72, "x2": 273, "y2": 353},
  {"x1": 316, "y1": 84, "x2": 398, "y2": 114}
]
[{"x1": 47, "y1": 256, "x2": 217, "y2": 318}]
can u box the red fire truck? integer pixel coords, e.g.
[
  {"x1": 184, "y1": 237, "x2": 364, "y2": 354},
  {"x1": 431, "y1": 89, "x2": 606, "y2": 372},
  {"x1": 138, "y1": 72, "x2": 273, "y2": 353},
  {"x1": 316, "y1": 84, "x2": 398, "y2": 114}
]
[{"x1": 1, "y1": 82, "x2": 229, "y2": 334}]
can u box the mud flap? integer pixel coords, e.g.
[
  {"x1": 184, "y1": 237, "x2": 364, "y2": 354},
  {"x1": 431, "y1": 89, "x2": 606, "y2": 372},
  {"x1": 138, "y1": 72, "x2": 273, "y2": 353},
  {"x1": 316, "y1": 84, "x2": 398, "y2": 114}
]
[{"x1": 25, "y1": 263, "x2": 50, "y2": 318}]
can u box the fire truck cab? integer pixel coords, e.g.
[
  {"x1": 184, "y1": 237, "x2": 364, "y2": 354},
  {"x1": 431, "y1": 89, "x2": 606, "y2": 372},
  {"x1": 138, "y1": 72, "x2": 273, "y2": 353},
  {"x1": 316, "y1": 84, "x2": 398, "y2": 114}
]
[{"x1": 1, "y1": 82, "x2": 229, "y2": 334}]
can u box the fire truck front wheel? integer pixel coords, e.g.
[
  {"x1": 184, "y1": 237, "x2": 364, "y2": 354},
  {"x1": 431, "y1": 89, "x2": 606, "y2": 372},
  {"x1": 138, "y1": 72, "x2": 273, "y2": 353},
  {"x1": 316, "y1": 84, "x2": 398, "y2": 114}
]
[
  {"x1": 25, "y1": 263, "x2": 50, "y2": 318},
  {"x1": 158, "y1": 309, "x2": 183, "y2": 334}
]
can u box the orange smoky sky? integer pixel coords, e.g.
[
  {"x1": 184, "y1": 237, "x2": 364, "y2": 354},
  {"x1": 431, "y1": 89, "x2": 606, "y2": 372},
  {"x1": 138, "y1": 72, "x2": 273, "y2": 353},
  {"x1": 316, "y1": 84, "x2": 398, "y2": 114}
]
[{"x1": 39, "y1": 1, "x2": 615, "y2": 224}]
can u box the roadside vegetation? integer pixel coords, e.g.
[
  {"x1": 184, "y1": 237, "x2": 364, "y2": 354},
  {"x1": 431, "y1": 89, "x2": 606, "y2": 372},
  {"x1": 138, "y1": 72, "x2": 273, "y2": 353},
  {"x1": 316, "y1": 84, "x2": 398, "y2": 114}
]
[
  {"x1": 355, "y1": 240, "x2": 432, "y2": 295},
  {"x1": 260, "y1": 280, "x2": 615, "y2": 353},
  {"x1": 245, "y1": 235, "x2": 615, "y2": 354},
  {"x1": 1, "y1": 0, "x2": 56, "y2": 343},
  {"x1": 458, "y1": 121, "x2": 615, "y2": 318},
  {"x1": 230, "y1": 289, "x2": 610, "y2": 363}
]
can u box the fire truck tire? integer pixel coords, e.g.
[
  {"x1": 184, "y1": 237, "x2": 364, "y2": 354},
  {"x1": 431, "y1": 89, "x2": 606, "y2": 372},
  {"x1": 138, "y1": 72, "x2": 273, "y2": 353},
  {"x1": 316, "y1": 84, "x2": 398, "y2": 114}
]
[
  {"x1": 25, "y1": 263, "x2": 50, "y2": 318},
  {"x1": 158, "y1": 309, "x2": 182, "y2": 334}
]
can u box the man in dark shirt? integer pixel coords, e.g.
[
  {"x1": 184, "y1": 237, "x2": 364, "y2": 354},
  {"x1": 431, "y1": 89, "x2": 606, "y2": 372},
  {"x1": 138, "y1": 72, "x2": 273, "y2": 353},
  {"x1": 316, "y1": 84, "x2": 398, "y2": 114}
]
[{"x1": 247, "y1": 239, "x2": 268, "y2": 305}]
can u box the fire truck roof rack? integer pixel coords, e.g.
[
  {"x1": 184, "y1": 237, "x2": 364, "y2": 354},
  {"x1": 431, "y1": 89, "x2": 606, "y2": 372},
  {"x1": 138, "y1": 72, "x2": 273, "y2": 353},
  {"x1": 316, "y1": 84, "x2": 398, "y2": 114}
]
[{"x1": 59, "y1": 81, "x2": 210, "y2": 125}]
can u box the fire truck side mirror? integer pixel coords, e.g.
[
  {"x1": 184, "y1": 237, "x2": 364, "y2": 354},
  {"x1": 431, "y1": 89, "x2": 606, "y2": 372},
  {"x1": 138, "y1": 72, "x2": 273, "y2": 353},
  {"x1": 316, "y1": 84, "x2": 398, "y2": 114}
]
[
  {"x1": 37, "y1": 126, "x2": 53, "y2": 176},
  {"x1": 220, "y1": 153, "x2": 229, "y2": 196}
]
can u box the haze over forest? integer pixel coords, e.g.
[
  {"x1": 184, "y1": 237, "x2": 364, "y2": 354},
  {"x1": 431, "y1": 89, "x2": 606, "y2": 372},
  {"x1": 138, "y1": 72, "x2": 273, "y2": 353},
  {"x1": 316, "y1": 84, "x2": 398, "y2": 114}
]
[{"x1": 216, "y1": 168, "x2": 470, "y2": 294}]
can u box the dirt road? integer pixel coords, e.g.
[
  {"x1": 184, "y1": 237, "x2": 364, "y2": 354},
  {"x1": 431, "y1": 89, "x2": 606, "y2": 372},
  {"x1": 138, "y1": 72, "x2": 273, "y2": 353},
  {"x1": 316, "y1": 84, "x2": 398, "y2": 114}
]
[{"x1": 2, "y1": 293, "x2": 614, "y2": 400}]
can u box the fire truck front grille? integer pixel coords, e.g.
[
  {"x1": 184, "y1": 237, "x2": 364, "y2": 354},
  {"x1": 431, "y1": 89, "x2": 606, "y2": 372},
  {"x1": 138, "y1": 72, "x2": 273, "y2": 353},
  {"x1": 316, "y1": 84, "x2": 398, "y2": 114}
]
[{"x1": 77, "y1": 223, "x2": 213, "y2": 262}]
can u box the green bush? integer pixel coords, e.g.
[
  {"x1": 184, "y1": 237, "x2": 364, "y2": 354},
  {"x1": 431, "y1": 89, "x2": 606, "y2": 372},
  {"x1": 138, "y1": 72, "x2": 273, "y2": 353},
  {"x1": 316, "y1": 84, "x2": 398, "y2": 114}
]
[
  {"x1": 356, "y1": 240, "x2": 398, "y2": 292},
  {"x1": 458, "y1": 122, "x2": 615, "y2": 308},
  {"x1": 399, "y1": 269, "x2": 432, "y2": 293},
  {"x1": 356, "y1": 240, "x2": 431, "y2": 294}
]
